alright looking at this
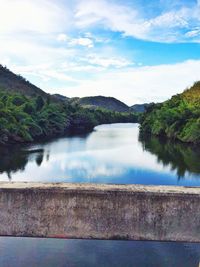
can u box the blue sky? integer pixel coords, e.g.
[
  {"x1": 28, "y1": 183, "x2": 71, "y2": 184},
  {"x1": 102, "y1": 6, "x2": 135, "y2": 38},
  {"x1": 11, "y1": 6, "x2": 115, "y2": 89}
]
[{"x1": 1, "y1": 0, "x2": 200, "y2": 104}]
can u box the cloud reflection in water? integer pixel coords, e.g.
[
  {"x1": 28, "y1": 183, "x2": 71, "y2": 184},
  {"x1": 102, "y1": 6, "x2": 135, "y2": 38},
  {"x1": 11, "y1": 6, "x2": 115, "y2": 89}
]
[{"x1": 0, "y1": 123, "x2": 200, "y2": 186}]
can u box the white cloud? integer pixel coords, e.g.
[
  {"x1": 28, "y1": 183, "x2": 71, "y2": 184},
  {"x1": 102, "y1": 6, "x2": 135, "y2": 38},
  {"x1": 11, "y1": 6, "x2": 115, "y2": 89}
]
[
  {"x1": 0, "y1": 36, "x2": 75, "y2": 65},
  {"x1": 75, "y1": 0, "x2": 141, "y2": 37},
  {"x1": 147, "y1": 9, "x2": 188, "y2": 28},
  {"x1": 57, "y1": 33, "x2": 94, "y2": 48},
  {"x1": 58, "y1": 60, "x2": 200, "y2": 105},
  {"x1": 11, "y1": 63, "x2": 77, "y2": 83},
  {"x1": 75, "y1": 0, "x2": 200, "y2": 43},
  {"x1": 185, "y1": 28, "x2": 200, "y2": 38},
  {"x1": 82, "y1": 54, "x2": 132, "y2": 68},
  {"x1": 0, "y1": 0, "x2": 68, "y2": 34},
  {"x1": 60, "y1": 62, "x2": 105, "y2": 72},
  {"x1": 69, "y1": 37, "x2": 94, "y2": 48},
  {"x1": 38, "y1": 70, "x2": 75, "y2": 82},
  {"x1": 57, "y1": 33, "x2": 69, "y2": 42},
  {"x1": 84, "y1": 32, "x2": 110, "y2": 43},
  {"x1": 57, "y1": 32, "x2": 110, "y2": 48}
]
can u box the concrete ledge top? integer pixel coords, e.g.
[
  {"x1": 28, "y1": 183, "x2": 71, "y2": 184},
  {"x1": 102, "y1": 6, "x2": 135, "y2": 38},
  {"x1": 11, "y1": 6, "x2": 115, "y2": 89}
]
[{"x1": 0, "y1": 182, "x2": 199, "y2": 195}]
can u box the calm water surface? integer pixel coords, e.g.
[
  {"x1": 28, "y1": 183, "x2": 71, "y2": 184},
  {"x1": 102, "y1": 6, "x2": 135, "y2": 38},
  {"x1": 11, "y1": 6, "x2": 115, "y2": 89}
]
[
  {"x1": 0, "y1": 238, "x2": 200, "y2": 267},
  {"x1": 0, "y1": 123, "x2": 200, "y2": 185},
  {"x1": 0, "y1": 123, "x2": 200, "y2": 266}
]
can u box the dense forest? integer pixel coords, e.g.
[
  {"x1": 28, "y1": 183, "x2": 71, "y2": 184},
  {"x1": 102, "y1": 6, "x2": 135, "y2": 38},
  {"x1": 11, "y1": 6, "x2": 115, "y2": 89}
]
[
  {"x1": 0, "y1": 90, "x2": 137, "y2": 145},
  {"x1": 0, "y1": 65, "x2": 139, "y2": 145},
  {"x1": 140, "y1": 82, "x2": 200, "y2": 143},
  {"x1": 2, "y1": 64, "x2": 200, "y2": 145}
]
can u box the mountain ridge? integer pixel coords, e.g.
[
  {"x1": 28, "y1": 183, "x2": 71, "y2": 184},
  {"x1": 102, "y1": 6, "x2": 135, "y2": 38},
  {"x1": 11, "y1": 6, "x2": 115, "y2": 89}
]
[
  {"x1": 0, "y1": 64, "x2": 150, "y2": 113},
  {"x1": 130, "y1": 103, "x2": 153, "y2": 113},
  {"x1": 68, "y1": 95, "x2": 130, "y2": 112},
  {"x1": 0, "y1": 65, "x2": 50, "y2": 99}
]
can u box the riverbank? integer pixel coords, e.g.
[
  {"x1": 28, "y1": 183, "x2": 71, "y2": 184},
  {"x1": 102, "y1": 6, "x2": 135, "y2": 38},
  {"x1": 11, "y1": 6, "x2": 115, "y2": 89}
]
[{"x1": 0, "y1": 90, "x2": 138, "y2": 145}]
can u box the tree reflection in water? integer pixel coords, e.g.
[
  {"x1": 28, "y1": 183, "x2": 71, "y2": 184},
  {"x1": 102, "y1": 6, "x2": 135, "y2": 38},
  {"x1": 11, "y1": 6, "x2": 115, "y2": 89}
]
[
  {"x1": 139, "y1": 133, "x2": 200, "y2": 178},
  {"x1": 1, "y1": 123, "x2": 200, "y2": 183},
  {"x1": 0, "y1": 145, "x2": 44, "y2": 180}
]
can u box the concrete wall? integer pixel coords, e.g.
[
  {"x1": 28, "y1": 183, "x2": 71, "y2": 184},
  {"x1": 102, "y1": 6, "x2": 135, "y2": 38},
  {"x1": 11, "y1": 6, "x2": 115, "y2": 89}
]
[{"x1": 0, "y1": 182, "x2": 199, "y2": 242}]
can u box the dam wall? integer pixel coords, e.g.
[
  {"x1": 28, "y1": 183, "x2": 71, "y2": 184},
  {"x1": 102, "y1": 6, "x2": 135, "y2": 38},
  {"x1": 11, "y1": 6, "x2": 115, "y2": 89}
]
[{"x1": 0, "y1": 183, "x2": 199, "y2": 242}]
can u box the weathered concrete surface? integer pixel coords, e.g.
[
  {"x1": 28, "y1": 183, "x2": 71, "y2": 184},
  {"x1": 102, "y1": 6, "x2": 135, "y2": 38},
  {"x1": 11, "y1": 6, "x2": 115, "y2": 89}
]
[{"x1": 0, "y1": 182, "x2": 199, "y2": 242}]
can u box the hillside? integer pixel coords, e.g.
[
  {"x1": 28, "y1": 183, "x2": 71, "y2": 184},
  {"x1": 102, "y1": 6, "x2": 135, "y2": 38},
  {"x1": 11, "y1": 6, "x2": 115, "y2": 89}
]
[
  {"x1": 0, "y1": 66, "x2": 138, "y2": 145},
  {"x1": 0, "y1": 65, "x2": 52, "y2": 99},
  {"x1": 69, "y1": 96, "x2": 130, "y2": 112},
  {"x1": 140, "y1": 82, "x2": 200, "y2": 143},
  {"x1": 53, "y1": 94, "x2": 69, "y2": 101},
  {"x1": 130, "y1": 103, "x2": 153, "y2": 113}
]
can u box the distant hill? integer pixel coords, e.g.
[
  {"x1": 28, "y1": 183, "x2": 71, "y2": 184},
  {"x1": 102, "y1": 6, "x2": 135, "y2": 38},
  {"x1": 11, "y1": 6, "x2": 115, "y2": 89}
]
[
  {"x1": 0, "y1": 65, "x2": 55, "y2": 100},
  {"x1": 53, "y1": 94, "x2": 69, "y2": 101},
  {"x1": 140, "y1": 81, "x2": 200, "y2": 143},
  {"x1": 0, "y1": 66, "x2": 132, "y2": 112},
  {"x1": 0, "y1": 65, "x2": 138, "y2": 144},
  {"x1": 130, "y1": 103, "x2": 153, "y2": 113},
  {"x1": 69, "y1": 96, "x2": 130, "y2": 112}
]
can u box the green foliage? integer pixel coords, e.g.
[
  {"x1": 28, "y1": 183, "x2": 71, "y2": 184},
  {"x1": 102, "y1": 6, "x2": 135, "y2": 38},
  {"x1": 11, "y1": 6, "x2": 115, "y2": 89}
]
[
  {"x1": 71, "y1": 107, "x2": 138, "y2": 130},
  {"x1": 0, "y1": 90, "x2": 138, "y2": 144},
  {"x1": 35, "y1": 95, "x2": 45, "y2": 111},
  {"x1": 140, "y1": 82, "x2": 200, "y2": 143},
  {"x1": 139, "y1": 134, "x2": 200, "y2": 178},
  {"x1": 0, "y1": 90, "x2": 69, "y2": 144}
]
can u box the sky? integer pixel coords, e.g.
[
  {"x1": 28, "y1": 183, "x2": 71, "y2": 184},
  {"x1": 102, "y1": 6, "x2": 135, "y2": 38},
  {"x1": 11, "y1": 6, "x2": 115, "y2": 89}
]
[{"x1": 0, "y1": 0, "x2": 200, "y2": 105}]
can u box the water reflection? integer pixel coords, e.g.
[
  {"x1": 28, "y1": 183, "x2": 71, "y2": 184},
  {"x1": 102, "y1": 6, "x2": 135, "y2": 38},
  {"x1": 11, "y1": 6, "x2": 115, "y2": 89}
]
[
  {"x1": 139, "y1": 133, "x2": 200, "y2": 178},
  {"x1": 0, "y1": 146, "x2": 45, "y2": 180},
  {"x1": 0, "y1": 123, "x2": 200, "y2": 185},
  {"x1": 0, "y1": 146, "x2": 28, "y2": 180},
  {"x1": 0, "y1": 238, "x2": 200, "y2": 267}
]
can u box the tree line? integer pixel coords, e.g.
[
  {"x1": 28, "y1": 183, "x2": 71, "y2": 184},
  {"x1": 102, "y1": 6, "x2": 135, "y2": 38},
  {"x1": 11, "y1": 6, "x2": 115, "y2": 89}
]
[
  {"x1": 140, "y1": 82, "x2": 200, "y2": 143},
  {"x1": 0, "y1": 90, "x2": 138, "y2": 145}
]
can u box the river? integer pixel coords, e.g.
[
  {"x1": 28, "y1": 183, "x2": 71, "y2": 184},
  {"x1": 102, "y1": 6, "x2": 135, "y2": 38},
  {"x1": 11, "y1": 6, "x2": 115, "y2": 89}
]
[{"x1": 0, "y1": 123, "x2": 199, "y2": 266}]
